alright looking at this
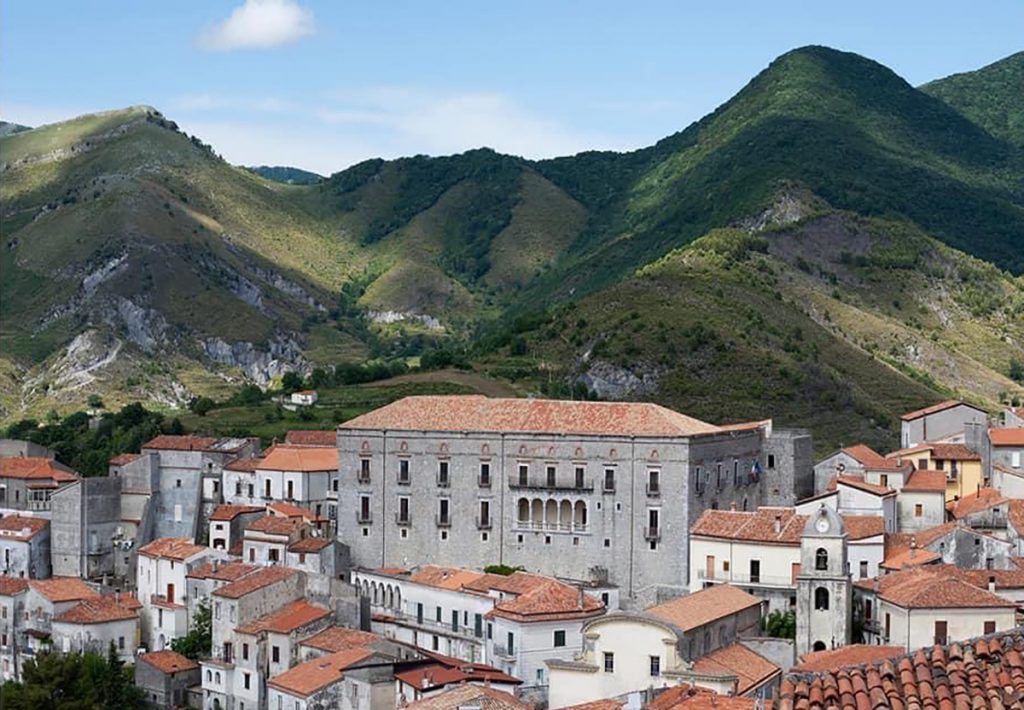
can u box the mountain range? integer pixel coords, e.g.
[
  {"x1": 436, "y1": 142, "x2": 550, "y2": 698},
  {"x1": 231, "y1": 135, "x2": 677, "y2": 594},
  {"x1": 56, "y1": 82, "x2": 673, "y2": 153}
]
[{"x1": 1, "y1": 46, "x2": 1022, "y2": 452}]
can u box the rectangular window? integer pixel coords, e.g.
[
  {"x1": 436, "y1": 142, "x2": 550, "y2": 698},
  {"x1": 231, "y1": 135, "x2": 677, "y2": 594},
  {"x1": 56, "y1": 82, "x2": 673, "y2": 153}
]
[
  {"x1": 118, "y1": 636, "x2": 125, "y2": 650},
  {"x1": 934, "y1": 620, "x2": 948, "y2": 645},
  {"x1": 398, "y1": 459, "x2": 410, "y2": 484},
  {"x1": 603, "y1": 652, "x2": 614, "y2": 673},
  {"x1": 398, "y1": 496, "x2": 410, "y2": 524},
  {"x1": 694, "y1": 466, "x2": 703, "y2": 494},
  {"x1": 438, "y1": 461, "x2": 450, "y2": 487},
  {"x1": 272, "y1": 646, "x2": 280, "y2": 663},
  {"x1": 650, "y1": 655, "x2": 660, "y2": 677},
  {"x1": 436, "y1": 606, "x2": 442, "y2": 623},
  {"x1": 451, "y1": 610, "x2": 459, "y2": 632},
  {"x1": 767, "y1": 454, "x2": 776, "y2": 469},
  {"x1": 935, "y1": 459, "x2": 945, "y2": 471},
  {"x1": 864, "y1": 599, "x2": 872, "y2": 620},
  {"x1": 478, "y1": 500, "x2": 491, "y2": 528},
  {"x1": 244, "y1": 673, "x2": 250, "y2": 690},
  {"x1": 880, "y1": 474, "x2": 889, "y2": 488},
  {"x1": 716, "y1": 463, "x2": 723, "y2": 489},
  {"x1": 243, "y1": 643, "x2": 249, "y2": 660},
  {"x1": 479, "y1": 462, "x2": 491, "y2": 487},
  {"x1": 914, "y1": 503, "x2": 923, "y2": 517},
  {"x1": 546, "y1": 466, "x2": 556, "y2": 487},
  {"x1": 1012, "y1": 452, "x2": 1021, "y2": 468},
  {"x1": 749, "y1": 559, "x2": 761, "y2": 584},
  {"x1": 507, "y1": 631, "x2": 515, "y2": 654},
  {"x1": 235, "y1": 481, "x2": 242, "y2": 496},
  {"x1": 487, "y1": 622, "x2": 493, "y2": 640},
  {"x1": 359, "y1": 495, "x2": 371, "y2": 523},
  {"x1": 575, "y1": 466, "x2": 585, "y2": 489},
  {"x1": 603, "y1": 468, "x2": 615, "y2": 492},
  {"x1": 648, "y1": 469, "x2": 660, "y2": 496},
  {"x1": 474, "y1": 613, "x2": 483, "y2": 637},
  {"x1": 417, "y1": 603, "x2": 424, "y2": 624},
  {"x1": 985, "y1": 620, "x2": 996, "y2": 634},
  {"x1": 438, "y1": 498, "x2": 450, "y2": 526},
  {"x1": 518, "y1": 464, "x2": 528, "y2": 486},
  {"x1": 359, "y1": 458, "x2": 371, "y2": 482},
  {"x1": 859, "y1": 561, "x2": 868, "y2": 578},
  {"x1": 918, "y1": 458, "x2": 928, "y2": 470},
  {"x1": 553, "y1": 630, "x2": 566, "y2": 647},
  {"x1": 732, "y1": 460, "x2": 739, "y2": 485},
  {"x1": 286, "y1": 480, "x2": 294, "y2": 499}
]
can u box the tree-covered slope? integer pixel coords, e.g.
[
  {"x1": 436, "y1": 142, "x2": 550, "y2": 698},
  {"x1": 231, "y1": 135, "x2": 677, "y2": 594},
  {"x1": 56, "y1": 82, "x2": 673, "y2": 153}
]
[
  {"x1": 921, "y1": 51, "x2": 1024, "y2": 148},
  {"x1": 246, "y1": 165, "x2": 323, "y2": 185}
]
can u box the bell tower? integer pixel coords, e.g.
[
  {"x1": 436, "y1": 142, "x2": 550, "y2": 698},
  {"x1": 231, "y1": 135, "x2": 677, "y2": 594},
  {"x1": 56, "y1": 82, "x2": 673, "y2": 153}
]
[{"x1": 796, "y1": 505, "x2": 851, "y2": 657}]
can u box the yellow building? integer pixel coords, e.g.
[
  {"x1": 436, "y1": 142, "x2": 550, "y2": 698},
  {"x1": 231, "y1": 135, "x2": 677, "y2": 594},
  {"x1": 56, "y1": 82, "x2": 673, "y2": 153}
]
[{"x1": 886, "y1": 443, "x2": 983, "y2": 503}]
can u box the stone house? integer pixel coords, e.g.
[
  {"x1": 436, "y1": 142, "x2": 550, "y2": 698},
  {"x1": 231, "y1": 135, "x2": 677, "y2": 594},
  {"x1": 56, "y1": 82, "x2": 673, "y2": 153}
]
[
  {"x1": 50, "y1": 475, "x2": 122, "y2": 580},
  {"x1": 23, "y1": 576, "x2": 101, "y2": 653},
  {"x1": 0, "y1": 515, "x2": 50, "y2": 578},
  {"x1": 946, "y1": 488, "x2": 1011, "y2": 536},
  {"x1": 285, "y1": 536, "x2": 345, "y2": 578},
  {"x1": 689, "y1": 507, "x2": 885, "y2": 612},
  {"x1": 886, "y1": 443, "x2": 983, "y2": 503},
  {"x1": 185, "y1": 560, "x2": 259, "y2": 617},
  {"x1": 855, "y1": 565, "x2": 1016, "y2": 649},
  {"x1": 135, "y1": 649, "x2": 201, "y2": 709},
  {"x1": 208, "y1": 504, "x2": 263, "y2": 553},
  {"x1": 0, "y1": 576, "x2": 29, "y2": 681},
  {"x1": 395, "y1": 654, "x2": 522, "y2": 706},
  {"x1": 51, "y1": 592, "x2": 140, "y2": 663},
  {"x1": 546, "y1": 584, "x2": 774, "y2": 709},
  {"x1": 241, "y1": 515, "x2": 306, "y2": 565},
  {"x1": 267, "y1": 647, "x2": 395, "y2": 710},
  {"x1": 337, "y1": 395, "x2": 803, "y2": 604},
  {"x1": 812, "y1": 444, "x2": 892, "y2": 496},
  {"x1": 298, "y1": 625, "x2": 409, "y2": 662},
  {"x1": 0, "y1": 455, "x2": 79, "y2": 515},
  {"x1": 895, "y1": 470, "x2": 947, "y2": 532},
  {"x1": 899, "y1": 400, "x2": 988, "y2": 449},
  {"x1": 882, "y1": 522, "x2": 1016, "y2": 571},
  {"x1": 1001, "y1": 407, "x2": 1024, "y2": 428},
  {"x1": 290, "y1": 390, "x2": 319, "y2": 407},
  {"x1": 250, "y1": 446, "x2": 336, "y2": 521}
]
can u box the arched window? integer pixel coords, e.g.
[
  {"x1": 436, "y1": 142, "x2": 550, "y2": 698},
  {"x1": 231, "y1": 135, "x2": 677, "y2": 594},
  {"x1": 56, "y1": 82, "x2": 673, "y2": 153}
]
[
  {"x1": 814, "y1": 587, "x2": 830, "y2": 610},
  {"x1": 812, "y1": 640, "x2": 827, "y2": 652},
  {"x1": 206, "y1": 670, "x2": 212, "y2": 682},
  {"x1": 815, "y1": 548, "x2": 828, "y2": 571},
  {"x1": 518, "y1": 498, "x2": 529, "y2": 523}
]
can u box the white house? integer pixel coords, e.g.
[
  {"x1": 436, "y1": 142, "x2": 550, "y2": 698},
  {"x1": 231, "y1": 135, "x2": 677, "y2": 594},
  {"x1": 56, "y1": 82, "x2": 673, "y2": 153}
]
[
  {"x1": 137, "y1": 537, "x2": 214, "y2": 651},
  {"x1": 267, "y1": 648, "x2": 393, "y2": 710},
  {"x1": 895, "y1": 470, "x2": 947, "y2": 532},
  {"x1": 290, "y1": 390, "x2": 319, "y2": 407},
  {"x1": 51, "y1": 593, "x2": 141, "y2": 663},
  {"x1": 856, "y1": 565, "x2": 1016, "y2": 650},
  {"x1": 0, "y1": 515, "x2": 50, "y2": 578},
  {"x1": 689, "y1": 507, "x2": 885, "y2": 612}
]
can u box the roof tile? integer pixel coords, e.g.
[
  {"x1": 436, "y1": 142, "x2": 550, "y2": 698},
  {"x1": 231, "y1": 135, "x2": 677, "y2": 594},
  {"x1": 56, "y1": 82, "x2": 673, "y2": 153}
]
[
  {"x1": 267, "y1": 648, "x2": 373, "y2": 698},
  {"x1": 646, "y1": 584, "x2": 762, "y2": 632},
  {"x1": 212, "y1": 566, "x2": 297, "y2": 599},
  {"x1": 140, "y1": 649, "x2": 200, "y2": 674}
]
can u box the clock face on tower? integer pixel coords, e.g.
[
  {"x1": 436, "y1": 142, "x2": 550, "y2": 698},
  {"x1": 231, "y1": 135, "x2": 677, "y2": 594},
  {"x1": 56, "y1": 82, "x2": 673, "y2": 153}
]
[{"x1": 815, "y1": 516, "x2": 830, "y2": 534}]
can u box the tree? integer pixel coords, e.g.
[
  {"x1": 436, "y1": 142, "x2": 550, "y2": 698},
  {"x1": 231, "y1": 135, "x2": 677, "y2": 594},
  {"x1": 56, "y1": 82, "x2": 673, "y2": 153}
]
[
  {"x1": 188, "y1": 396, "x2": 216, "y2": 417},
  {"x1": 172, "y1": 599, "x2": 212, "y2": 660},
  {"x1": 1010, "y1": 358, "x2": 1024, "y2": 384},
  {"x1": 86, "y1": 394, "x2": 104, "y2": 409},
  {"x1": 762, "y1": 609, "x2": 796, "y2": 639},
  {"x1": 280, "y1": 371, "x2": 304, "y2": 394},
  {"x1": 2, "y1": 649, "x2": 145, "y2": 709}
]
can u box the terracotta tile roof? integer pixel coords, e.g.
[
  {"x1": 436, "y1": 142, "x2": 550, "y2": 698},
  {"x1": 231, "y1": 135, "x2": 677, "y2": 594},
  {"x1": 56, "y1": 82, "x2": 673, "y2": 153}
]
[
  {"x1": 931, "y1": 443, "x2": 980, "y2": 460},
  {"x1": 212, "y1": 566, "x2": 297, "y2": 599},
  {"x1": 224, "y1": 457, "x2": 263, "y2": 472},
  {"x1": 486, "y1": 579, "x2": 605, "y2": 623},
  {"x1": 138, "y1": 537, "x2": 207, "y2": 561},
  {"x1": 246, "y1": 515, "x2": 303, "y2": 535},
  {"x1": 404, "y1": 685, "x2": 530, "y2": 710},
  {"x1": 900, "y1": 399, "x2": 982, "y2": 421},
  {"x1": 267, "y1": 501, "x2": 321, "y2": 520},
  {"x1": 559, "y1": 701, "x2": 626, "y2": 710},
  {"x1": 267, "y1": 648, "x2": 373, "y2": 698},
  {"x1": 210, "y1": 504, "x2": 263, "y2": 521},
  {"x1": 781, "y1": 629, "x2": 1024, "y2": 710},
  {"x1": 300, "y1": 626, "x2": 384, "y2": 653},
  {"x1": 879, "y1": 546, "x2": 942, "y2": 571},
  {"x1": 0, "y1": 515, "x2": 48, "y2": 540},
  {"x1": 793, "y1": 645, "x2": 906, "y2": 673},
  {"x1": 1009, "y1": 500, "x2": 1024, "y2": 535},
  {"x1": 140, "y1": 650, "x2": 200, "y2": 674},
  {"x1": 834, "y1": 475, "x2": 896, "y2": 496},
  {"x1": 236, "y1": 599, "x2": 330, "y2": 635},
  {"x1": 647, "y1": 685, "x2": 761, "y2": 710},
  {"x1": 288, "y1": 536, "x2": 331, "y2": 553},
  {"x1": 29, "y1": 577, "x2": 100, "y2": 603},
  {"x1": 109, "y1": 453, "x2": 140, "y2": 466},
  {"x1": 840, "y1": 444, "x2": 898, "y2": 469},
  {"x1": 259, "y1": 445, "x2": 338, "y2": 472},
  {"x1": 54, "y1": 595, "x2": 138, "y2": 624},
  {"x1": 646, "y1": 584, "x2": 762, "y2": 632},
  {"x1": 462, "y1": 571, "x2": 543, "y2": 595},
  {"x1": 948, "y1": 487, "x2": 1008, "y2": 519},
  {"x1": 990, "y1": 428, "x2": 1024, "y2": 446},
  {"x1": 692, "y1": 508, "x2": 883, "y2": 543},
  {"x1": 407, "y1": 565, "x2": 487, "y2": 591},
  {"x1": 0, "y1": 576, "x2": 29, "y2": 595},
  {"x1": 187, "y1": 560, "x2": 258, "y2": 581},
  {"x1": 855, "y1": 565, "x2": 1016, "y2": 609},
  {"x1": 901, "y1": 469, "x2": 948, "y2": 492},
  {"x1": 340, "y1": 395, "x2": 724, "y2": 437},
  {"x1": 959, "y1": 568, "x2": 1024, "y2": 591},
  {"x1": 284, "y1": 430, "x2": 336, "y2": 447},
  {"x1": 142, "y1": 435, "x2": 219, "y2": 451},
  {"x1": 394, "y1": 656, "x2": 521, "y2": 691},
  {"x1": 0, "y1": 456, "x2": 78, "y2": 482},
  {"x1": 691, "y1": 642, "x2": 780, "y2": 694}
]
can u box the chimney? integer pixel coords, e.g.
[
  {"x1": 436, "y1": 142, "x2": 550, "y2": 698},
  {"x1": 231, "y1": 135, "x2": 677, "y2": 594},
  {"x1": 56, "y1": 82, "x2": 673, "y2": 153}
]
[
  {"x1": 773, "y1": 514, "x2": 782, "y2": 534},
  {"x1": 909, "y1": 538, "x2": 916, "y2": 559},
  {"x1": 989, "y1": 576, "x2": 996, "y2": 592},
  {"x1": 212, "y1": 559, "x2": 220, "y2": 573},
  {"x1": 729, "y1": 501, "x2": 737, "y2": 512},
  {"x1": 577, "y1": 586, "x2": 584, "y2": 610}
]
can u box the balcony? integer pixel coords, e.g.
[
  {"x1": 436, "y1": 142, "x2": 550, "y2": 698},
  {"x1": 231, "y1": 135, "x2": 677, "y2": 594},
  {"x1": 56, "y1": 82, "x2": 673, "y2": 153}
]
[
  {"x1": 397, "y1": 475, "x2": 411, "y2": 487},
  {"x1": 395, "y1": 513, "x2": 412, "y2": 526},
  {"x1": 356, "y1": 511, "x2": 372, "y2": 524},
  {"x1": 435, "y1": 515, "x2": 452, "y2": 528},
  {"x1": 492, "y1": 644, "x2": 515, "y2": 659},
  {"x1": 644, "y1": 526, "x2": 661, "y2": 542},
  {"x1": 695, "y1": 569, "x2": 795, "y2": 589},
  {"x1": 478, "y1": 475, "x2": 492, "y2": 488},
  {"x1": 476, "y1": 516, "x2": 492, "y2": 530},
  {"x1": 646, "y1": 483, "x2": 660, "y2": 497},
  {"x1": 437, "y1": 476, "x2": 450, "y2": 489},
  {"x1": 513, "y1": 520, "x2": 589, "y2": 534},
  {"x1": 509, "y1": 480, "x2": 594, "y2": 493},
  {"x1": 357, "y1": 474, "x2": 371, "y2": 485}
]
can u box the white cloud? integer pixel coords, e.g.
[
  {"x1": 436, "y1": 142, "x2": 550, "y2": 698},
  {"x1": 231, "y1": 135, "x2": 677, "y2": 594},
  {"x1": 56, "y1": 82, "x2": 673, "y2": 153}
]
[
  {"x1": 172, "y1": 93, "x2": 293, "y2": 113},
  {"x1": 197, "y1": 0, "x2": 314, "y2": 51}
]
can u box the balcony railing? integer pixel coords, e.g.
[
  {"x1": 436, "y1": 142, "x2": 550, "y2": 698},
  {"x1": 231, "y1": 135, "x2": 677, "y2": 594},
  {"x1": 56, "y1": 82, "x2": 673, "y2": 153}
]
[
  {"x1": 513, "y1": 520, "x2": 588, "y2": 533},
  {"x1": 395, "y1": 513, "x2": 412, "y2": 526},
  {"x1": 357, "y1": 473, "x2": 371, "y2": 484},
  {"x1": 644, "y1": 526, "x2": 661, "y2": 542},
  {"x1": 695, "y1": 569, "x2": 795, "y2": 589},
  {"x1": 437, "y1": 476, "x2": 450, "y2": 488},
  {"x1": 646, "y1": 483, "x2": 660, "y2": 497},
  {"x1": 435, "y1": 515, "x2": 452, "y2": 528},
  {"x1": 492, "y1": 644, "x2": 515, "y2": 659},
  {"x1": 476, "y1": 516, "x2": 492, "y2": 530},
  {"x1": 356, "y1": 511, "x2": 372, "y2": 524},
  {"x1": 478, "y1": 475, "x2": 492, "y2": 488},
  {"x1": 509, "y1": 481, "x2": 594, "y2": 492}
]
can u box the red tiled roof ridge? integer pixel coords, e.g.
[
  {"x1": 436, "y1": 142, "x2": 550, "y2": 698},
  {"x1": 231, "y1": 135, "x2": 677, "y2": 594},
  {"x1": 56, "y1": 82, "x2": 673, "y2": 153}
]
[
  {"x1": 990, "y1": 428, "x2": 1024, "y2": 446},
  {"x1": 140, "y1": 649, "x2": 200, "y2": 674},
  {"x1": 646, "y1": 584, "x2": 762, "y2": 632},
  {"x1": 236, "y1": 599, "x2": 330, "y2": 635},
  {"x1": 0, "y1": 456, "x2": 79, "y2": 482},
  {"x1": 339, "y1": 395, "x2": 733, "y2": 438},
  {"x1": 138, "y1": 536, "x2": 207, "y2": 561},
  {"x1": 212, "y1": 566, "x2": 297, "y2": 599},
  {"x1": 142, "y1": 435, "x2": 219, "y2": 451},
  {"x1": 900, "y1": 399, "x2": 982, "y2": 421}
]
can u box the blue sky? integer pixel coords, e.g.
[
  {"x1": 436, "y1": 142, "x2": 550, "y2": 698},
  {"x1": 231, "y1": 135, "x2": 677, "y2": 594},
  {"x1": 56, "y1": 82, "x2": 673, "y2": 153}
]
[{"x1": 2, "y1": 1, "x2": 1021, "y2": 175}]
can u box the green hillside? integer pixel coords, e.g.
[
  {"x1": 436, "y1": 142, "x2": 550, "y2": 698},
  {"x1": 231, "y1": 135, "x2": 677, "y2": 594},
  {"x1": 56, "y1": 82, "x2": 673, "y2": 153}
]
[
  {"x1": 1, "y1": 48, "x2": 1023, "y2": 452},
  {"x1": 922, "y1": 52, "x2": 1024, "y2": 148},
  {"x1": 247, "y1": 165, "x2": 323, "y2": 185}
]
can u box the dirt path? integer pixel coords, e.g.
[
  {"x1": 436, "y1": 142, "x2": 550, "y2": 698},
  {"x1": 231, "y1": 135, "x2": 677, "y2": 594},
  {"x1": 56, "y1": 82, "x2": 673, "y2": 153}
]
[{"x1": 363, "y1": 368, "x2": 518, "y2": 397}]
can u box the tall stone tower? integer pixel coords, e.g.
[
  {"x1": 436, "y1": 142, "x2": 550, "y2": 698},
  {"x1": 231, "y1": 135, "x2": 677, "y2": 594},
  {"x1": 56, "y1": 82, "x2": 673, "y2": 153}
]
[{"x1": 796, "y1": 505, "x2": 851, "y2": 657}]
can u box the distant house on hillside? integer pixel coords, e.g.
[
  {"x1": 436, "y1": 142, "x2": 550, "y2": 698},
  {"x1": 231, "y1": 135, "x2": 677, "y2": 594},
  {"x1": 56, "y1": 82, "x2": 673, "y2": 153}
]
[
  {"x1": 291, "y1": 390, "x2": 318, "y2": 406},
  {"x1": 900, "y1": 400, "x2": 987, "y2": 448}
]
